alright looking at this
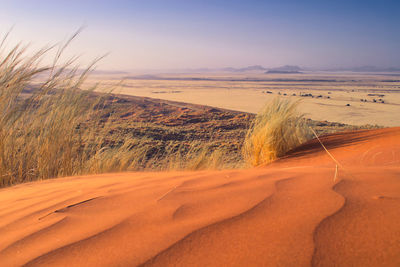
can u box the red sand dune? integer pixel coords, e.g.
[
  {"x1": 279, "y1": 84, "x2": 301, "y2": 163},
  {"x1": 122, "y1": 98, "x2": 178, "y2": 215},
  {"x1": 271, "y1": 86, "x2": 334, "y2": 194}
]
[{"x1": 1, "y1": 127, "x2": 399, "y2": 266}]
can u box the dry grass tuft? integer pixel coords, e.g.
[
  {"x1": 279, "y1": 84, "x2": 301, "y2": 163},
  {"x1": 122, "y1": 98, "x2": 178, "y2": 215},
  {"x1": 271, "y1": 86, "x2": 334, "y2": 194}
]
[
  {"x1": 0, "y1": 32, "x2": 111, "y2": 186},
  {"x1": 243, "y1": 97, "x2": 312, "y2": 166}
]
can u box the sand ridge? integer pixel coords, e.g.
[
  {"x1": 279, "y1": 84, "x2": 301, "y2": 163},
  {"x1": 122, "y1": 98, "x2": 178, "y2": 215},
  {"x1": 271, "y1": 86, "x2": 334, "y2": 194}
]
[{"x1": 0, "y1": 127, "x2": 399, "y2": 266}]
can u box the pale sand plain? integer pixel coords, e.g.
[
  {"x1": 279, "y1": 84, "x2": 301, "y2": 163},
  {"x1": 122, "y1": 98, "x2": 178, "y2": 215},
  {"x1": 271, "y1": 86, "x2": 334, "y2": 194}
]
[
  {"x1": 1, "y1": 127, "x2": 399, "y2": 266},
  {"x1": 88, "y1": 72, "x2": 400, "y2": 126}
]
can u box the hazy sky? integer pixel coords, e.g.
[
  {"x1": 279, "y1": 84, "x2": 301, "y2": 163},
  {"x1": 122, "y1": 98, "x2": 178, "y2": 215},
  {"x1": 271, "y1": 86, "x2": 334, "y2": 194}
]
[{"x1": 1, "y1": 0, "x2": 399, "y2": 71}]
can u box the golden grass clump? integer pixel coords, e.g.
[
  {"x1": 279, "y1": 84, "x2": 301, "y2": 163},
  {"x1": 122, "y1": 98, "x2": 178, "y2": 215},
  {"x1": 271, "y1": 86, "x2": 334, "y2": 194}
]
[
  {"x1": 243, "y1": 97, "x2": 312, "y2": 166},
  {"x1": 0, "y1": 32, "x2": 109, "y2": 186}
]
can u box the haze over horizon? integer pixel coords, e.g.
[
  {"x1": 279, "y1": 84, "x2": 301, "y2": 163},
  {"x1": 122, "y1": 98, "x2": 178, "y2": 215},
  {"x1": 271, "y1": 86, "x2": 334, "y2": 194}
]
[{"x1": 1, "y1": 0, "x2": 399, "y2": 71}]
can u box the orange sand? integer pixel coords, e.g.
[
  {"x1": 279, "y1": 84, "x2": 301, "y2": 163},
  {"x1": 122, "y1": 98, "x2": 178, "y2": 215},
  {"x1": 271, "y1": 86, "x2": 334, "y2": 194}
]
[{"x1": 1, "y1": 127, "x2": 399, "y2": 266}]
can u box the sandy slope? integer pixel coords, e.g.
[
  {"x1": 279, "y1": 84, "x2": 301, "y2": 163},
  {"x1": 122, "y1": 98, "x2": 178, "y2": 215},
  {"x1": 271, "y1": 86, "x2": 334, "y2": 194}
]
[{"x1": 0, "y1": 127, "x2": 399, "y2": 266}]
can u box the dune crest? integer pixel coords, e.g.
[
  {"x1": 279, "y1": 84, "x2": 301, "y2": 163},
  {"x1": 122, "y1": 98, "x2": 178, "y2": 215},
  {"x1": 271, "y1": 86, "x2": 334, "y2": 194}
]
[{"x1": 0, "y1": 128, "x2": 399, "y2": 266}]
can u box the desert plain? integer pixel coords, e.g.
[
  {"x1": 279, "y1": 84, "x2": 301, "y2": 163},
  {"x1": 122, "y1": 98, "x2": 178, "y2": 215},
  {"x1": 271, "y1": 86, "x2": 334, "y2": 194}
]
[{"x1": 90, "y1": 71, "x2": 400, "y2": 126}]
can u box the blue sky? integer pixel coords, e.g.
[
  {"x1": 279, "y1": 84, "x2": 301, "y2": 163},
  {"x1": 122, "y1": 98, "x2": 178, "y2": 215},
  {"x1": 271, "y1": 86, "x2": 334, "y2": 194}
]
[{"x1": 1, "y1": 0, "x2": 399, "y2": 70}]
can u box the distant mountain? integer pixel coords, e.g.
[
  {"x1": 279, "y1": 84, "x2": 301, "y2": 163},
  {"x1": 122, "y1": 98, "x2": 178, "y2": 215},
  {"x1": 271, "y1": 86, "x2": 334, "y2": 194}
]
[
  {"x1": 236, "y1": 65, "x2": 267, "y2": 72},
  {"x1": 266, "y1": 65, "x2": 303, "y2": 74},
  {"x1": 180, "y1": 65, "x2": 306, "y2": 73},
  {"x1": 220, "y1": 65, "x2": 267, "y2": 72}
]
